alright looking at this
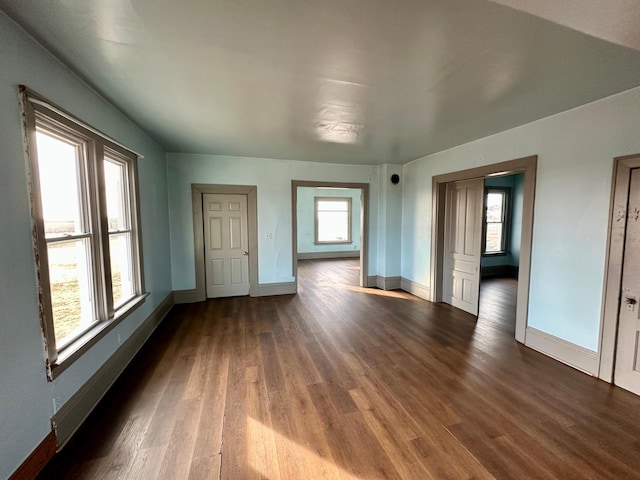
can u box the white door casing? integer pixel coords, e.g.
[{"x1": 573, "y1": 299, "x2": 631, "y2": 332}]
[
  {"x1": 614, "y1": 168, "x2": 640, "y2": 395},
  {"x1": 443, "y1": 179, "x2": 483, "y2": 316},
  {"x1": 204, "y1": 193, "x2": 250, "y2": 298}
]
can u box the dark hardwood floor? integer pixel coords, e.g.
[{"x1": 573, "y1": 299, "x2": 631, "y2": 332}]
[{"x1": 39, "y1": 259, "x2": 640, "y2": 479}]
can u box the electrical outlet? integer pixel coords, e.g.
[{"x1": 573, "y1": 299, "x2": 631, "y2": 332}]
[{"x1": 265, "y1": 233, "x2": 273, "y2": 239}]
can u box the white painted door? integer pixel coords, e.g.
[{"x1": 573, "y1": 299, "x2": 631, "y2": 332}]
[
  {"x1": 203, "y1": 193, "x2": 250, "y2": 298},
  {"x1": 614, "y1": 168, "x2": 640, "y2": 394},
  {"x1": 443, "y1": 179, "x2": 483, "y2": 316}
]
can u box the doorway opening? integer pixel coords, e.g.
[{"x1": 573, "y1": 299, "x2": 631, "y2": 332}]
[
  {"x1": 291, "y1": 181, "x2": 370, "y2": 292},
  {"x1": 431, "y1": 156, "x2": 537, "y2": 343},
  {"x1": 478, "y1": 173, "x2": 524, "y2": 336}
]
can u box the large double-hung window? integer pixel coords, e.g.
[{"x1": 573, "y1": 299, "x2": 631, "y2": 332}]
[{"x1": 22, "y1": 88, "x2": 146, "y2": 378}]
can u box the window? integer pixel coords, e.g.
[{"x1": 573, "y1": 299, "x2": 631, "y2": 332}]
[
  {"x1": 314, "y1": 197, "x2": 352, "y2": 244},
  {"x1": 483, "y1": 188, "x2": 509, "y2": 254},
  {"x1": 22, "y1": 88, "x2": 145, "y2": 378}
]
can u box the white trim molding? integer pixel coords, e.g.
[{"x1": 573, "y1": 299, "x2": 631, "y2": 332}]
[
  {"x1": 400, "y1": 278, "x2": 431, "y2": 301},
  {"x1": 51, "y1": 293, "x2": 173, "y2": 449},
  {"x1": 525, "y1": 327, "x2": 599, "y2": 376}
]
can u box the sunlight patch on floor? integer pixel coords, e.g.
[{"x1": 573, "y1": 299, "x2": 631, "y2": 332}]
[
  {"x1": 248, "y1": 416, "x2": 364, "y2": 480},
  {"x1": 342, "y1": 285, "x2": 419, "y2": 300}
]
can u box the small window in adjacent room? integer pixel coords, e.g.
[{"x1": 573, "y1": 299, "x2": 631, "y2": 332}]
[
  {"x1": 21, "y1": 87, "x2": 146, "y2": 379},
  {"x1": 484, "y1": 188, "x2": 509, "y2": 254},
  {"x1": 315, "y1": 197, "x2": 352, "y2": 244}
]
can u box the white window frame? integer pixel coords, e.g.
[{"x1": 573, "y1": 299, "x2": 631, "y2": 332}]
[
  {"x1": 483, "y1": 187, "x2": 510, "y2": 255},
  {"x1": 314, "y1": 197, "x2": 352, "y2": 245},
  {"x1": 21, "y1": 87, "x2": 147, "y2": 379}
]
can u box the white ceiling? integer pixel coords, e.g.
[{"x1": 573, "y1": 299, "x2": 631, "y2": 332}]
[{"x1": 3, "y1": 0, "x2": 640, "y2": 165}]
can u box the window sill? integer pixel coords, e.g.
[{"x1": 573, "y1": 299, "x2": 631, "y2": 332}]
[
  {"x1": 483, "y1": 251, "x2": 508, "y2": 257},
  {"x1": 48, "y1": 292, "x2": 149, "y2": 380},
  {"x1": 314, "y1": 241, "x2": 353, "y2": 245}
]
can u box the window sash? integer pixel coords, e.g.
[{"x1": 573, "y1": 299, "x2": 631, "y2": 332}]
[
  {"x1": 314, "y1": 197, "x2": 352, "y2": 244},
  {"x1": 22, "y1": 87, "x2": 145, "y2": 379},
  {"x1": 483, "y1": 189, "x2": 509, "y2": 254}
]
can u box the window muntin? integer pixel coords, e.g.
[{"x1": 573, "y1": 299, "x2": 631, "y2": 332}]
[
  {"x1": 315, "y1": 197, "x2": 352, "y2": 244},
  {"x1": 23, "y1": 88, "x2": 145, "y2": 378},
  {"x1": 484, "y1": 188, "x2": 508, "y2": 254}
]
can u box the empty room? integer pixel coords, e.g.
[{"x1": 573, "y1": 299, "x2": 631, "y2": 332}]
[{"x1": 3, "y1": 1, "x2": 640, "y2": 479}]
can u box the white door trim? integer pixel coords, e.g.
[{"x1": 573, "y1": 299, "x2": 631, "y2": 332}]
[
  {"x1": 598, "y1": 154, "x2": 640, "y2": 382},
  {"x1": 430, "y1": 155, "x2": 537, "y2": 343},
  {"x1": 191, "y1": 184, "x2": 258, "y2": 301},
  {"x1": 291, "y1": 180, "x2": 370, "y2": 290}
]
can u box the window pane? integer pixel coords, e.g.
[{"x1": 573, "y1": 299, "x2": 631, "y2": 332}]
[
  {"x1": 486, "y1": 192, "x2": 503, "y2": 223},
  {"x1": 317, "y1": 200, "x2": 349, "y2": 212},
  {"x1": 317, "y1": 211, "x2": 349, "y2": 242},
  {"x1": 485, "y1": 223, "x2": 503, "y2": 253},
  {"x1": 104, "y1": 158, "x2": 128, "y2": 232},
  {"x1": 47, "y1": 240, "x2": 95, "y2": 346},
  {"x1": 35, "y1": 131, "x2": 84, "y2": 237},
  {"x1": 110, "y1": 232, "x2": 134, "y2": 308}
]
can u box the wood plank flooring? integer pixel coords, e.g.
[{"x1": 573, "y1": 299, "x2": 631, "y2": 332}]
[{"x1": 39, "y1": 259, "x2": 640, "y2": 479}]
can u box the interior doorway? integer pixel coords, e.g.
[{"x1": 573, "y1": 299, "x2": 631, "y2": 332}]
[
  {"x1": 478, "y1": 173, "x2": 525, "y2": 333},
  {"x1": 291, "y1": 180, "x2": 370, "y2": 292},
  {"x1": 431, "y1": 156, "x2": 537, "y2": 343}
]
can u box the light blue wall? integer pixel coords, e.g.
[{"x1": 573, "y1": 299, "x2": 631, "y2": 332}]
[
  {"x1": 377, "y1": 165, "x2": 403, "y2": 277},
  {"x1": 481, "y1": 173, "x2": 524, "y2": 268},
  {"x1": 167, "y1": 153, "x2": 380, "y2": 289},
  {"x1": 401, "y1": 85, "x2": 640, "y2": 352},
  {"x1": 0, "y1": 13, "x2": 172, "y2": 477},
  {"x1": 296, "y1": 187, "x2": 361, "y2": 254}
]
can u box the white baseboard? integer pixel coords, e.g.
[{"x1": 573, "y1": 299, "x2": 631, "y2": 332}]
[
  {"x1": 173, "y1": 288, "x2": 200, "y2": 304},
  {"x1": 525, "y1": 327, "x2": 599, "y2": 375},
  {"x1": 297, "y1": 251, "x2": 360, "y2": 260},
  {"x1": 258, "y1": 282, "x2": 296, "y2": 296},
  {"x1": 51, "y1": 293, "x2": 174, "y2": 449},
  {"x1": 376, "y1": 276, "x2": 401, "y2": 290},
  {"x1": 400, "y1": 278, "x2": 431, "y2": 301}
]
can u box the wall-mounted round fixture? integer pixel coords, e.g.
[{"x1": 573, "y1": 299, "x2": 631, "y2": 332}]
[{"x1": 390, "y1": 174, "x2": 400, "y2": 185}]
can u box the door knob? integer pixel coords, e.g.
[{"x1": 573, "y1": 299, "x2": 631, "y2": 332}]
[
  {"x1": 243, "y1": 251, "x2": 249, "y2": 256},
  {"x1": 625, "y1": 296, "x2": 637, "y2": 305}
]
